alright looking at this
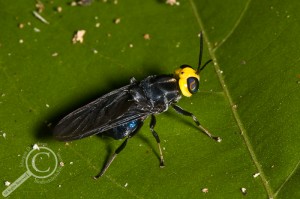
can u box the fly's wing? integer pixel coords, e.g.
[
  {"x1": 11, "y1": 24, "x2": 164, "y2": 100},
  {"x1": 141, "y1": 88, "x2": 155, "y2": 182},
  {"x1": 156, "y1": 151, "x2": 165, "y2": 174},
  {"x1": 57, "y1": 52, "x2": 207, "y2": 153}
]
[{"x1": 53, "y1": 85, "x2": 150, "y2": 141}]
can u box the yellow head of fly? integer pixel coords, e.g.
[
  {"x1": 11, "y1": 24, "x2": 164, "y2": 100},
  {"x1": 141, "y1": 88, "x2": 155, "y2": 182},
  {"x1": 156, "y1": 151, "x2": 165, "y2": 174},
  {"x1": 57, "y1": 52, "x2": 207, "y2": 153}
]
[
  {"x1": 175, "y1": 65, "x2": 200, "y2": 97},
  {"x1": 174, "y1": 32, "x2": 212, "y2": 97}
]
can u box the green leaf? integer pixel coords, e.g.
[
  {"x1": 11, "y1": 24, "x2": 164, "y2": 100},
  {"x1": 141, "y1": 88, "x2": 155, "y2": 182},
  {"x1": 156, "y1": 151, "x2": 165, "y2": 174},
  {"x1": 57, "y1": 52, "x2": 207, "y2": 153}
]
[{"x1": 0, "y1": 0, "x2": 299, "y2": 198}]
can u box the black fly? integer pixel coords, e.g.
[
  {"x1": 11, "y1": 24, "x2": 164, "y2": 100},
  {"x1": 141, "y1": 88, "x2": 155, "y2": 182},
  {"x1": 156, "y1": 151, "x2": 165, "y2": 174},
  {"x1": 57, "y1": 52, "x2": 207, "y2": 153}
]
[{"x1": 54, "y1": 32, "x2": 221, "y2": 179}]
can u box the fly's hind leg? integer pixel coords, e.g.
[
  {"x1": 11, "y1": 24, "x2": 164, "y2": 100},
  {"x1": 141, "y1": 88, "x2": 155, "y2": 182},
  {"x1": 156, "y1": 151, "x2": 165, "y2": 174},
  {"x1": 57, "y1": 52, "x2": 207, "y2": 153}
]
[
  {"x1": 150, "y1": 115, "x2": 165, "y2": 168},
  {"x1": 94, "y1": 138, "x2": 128, "y2": 179},
  {"x1": 172, "y1": 104, "x2": 221, "y2": 142},
  {"x1": 94, "y1": 121, "x2": 143, "y2": 179}
]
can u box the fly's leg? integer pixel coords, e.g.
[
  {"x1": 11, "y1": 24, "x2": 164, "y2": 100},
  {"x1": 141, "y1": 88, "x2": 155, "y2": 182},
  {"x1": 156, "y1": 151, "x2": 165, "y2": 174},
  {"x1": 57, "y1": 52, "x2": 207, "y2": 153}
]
[
  {"x1": 94, "y1": 122, "x2": 143, "y2": 179},
  {"x1": 94, "y1": 138, "x2": 128, "y2": 179},
  {"x1": 150, "y1": 115, "x2": 165, "y2": 168},
  {"x1": 172, "y1": 104, "x2": 221, "y2": 142}
]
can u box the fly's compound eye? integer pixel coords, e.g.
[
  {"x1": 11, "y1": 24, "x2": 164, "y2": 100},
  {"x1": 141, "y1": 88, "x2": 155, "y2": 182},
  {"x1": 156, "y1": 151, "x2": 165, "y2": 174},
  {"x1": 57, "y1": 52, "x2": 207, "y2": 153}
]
[{"x1": 187, "y1": 77, "x2": 199, "y2": 94}]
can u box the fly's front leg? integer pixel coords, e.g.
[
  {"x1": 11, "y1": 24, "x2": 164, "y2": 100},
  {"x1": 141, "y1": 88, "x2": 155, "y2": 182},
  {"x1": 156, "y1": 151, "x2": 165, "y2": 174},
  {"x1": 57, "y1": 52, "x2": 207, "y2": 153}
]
[
  {"x1": 150, "y1": 115, "x2": 165, "y2": 168},
  {"x1": 172, "y1": 104, "x2": 221, "y2": 142},
  {"x1": 94, "y1": 122, "x2": 143, "y2": 179}
]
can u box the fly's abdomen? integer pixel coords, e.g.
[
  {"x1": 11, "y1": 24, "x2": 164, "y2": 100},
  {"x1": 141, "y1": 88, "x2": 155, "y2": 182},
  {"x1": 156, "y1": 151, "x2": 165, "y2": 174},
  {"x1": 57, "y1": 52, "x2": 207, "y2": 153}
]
[{"x1": 105, "y1": 119, "x2": 143, "y2": 140}]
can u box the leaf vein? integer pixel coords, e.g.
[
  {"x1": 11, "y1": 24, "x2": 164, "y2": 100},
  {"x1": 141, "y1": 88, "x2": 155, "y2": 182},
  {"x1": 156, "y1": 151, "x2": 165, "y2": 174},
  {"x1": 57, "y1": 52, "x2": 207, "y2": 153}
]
[
  {"x1": 213, "y1": 0, "x2": 252, "y2": 52},
  {"x1": 189, "y1": 0, "x2": 274, "y2": 197},
  {"x1": 274, "y1": 160, "x2": 300, "y2": 197}
]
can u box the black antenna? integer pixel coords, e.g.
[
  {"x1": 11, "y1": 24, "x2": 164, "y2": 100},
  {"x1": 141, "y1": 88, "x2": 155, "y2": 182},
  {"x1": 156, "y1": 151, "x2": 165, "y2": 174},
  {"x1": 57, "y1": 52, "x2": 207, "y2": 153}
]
[
  {"x1": 199, "y1": 59, "x2": 212, "y2": 71},
  {"x1": 196, "y1": 32, "x2": 212, "y2": 74},
  {"x1": 197, "y1": 32, "x2": 203, "y2": 73}
]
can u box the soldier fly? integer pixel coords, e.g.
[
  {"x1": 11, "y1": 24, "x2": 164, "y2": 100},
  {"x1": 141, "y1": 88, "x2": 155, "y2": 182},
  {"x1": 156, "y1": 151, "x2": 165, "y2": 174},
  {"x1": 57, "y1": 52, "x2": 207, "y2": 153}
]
[{"x1": 54, "y1": 32, "x2": 221, "y2": 179}]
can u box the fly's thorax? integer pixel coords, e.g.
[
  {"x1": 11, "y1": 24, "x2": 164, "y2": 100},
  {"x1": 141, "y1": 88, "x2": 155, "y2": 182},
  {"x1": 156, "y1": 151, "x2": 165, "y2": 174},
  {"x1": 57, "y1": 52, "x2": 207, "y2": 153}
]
[
  {"x1": 129, "y1": 86, "x2": 147, "y2": 103},
  {"x1": 174, "y1": 65, "x2": 200, "y2": 97},
  {"x1": 129, "y1": 75, "x2": 181, "y2": 113}
]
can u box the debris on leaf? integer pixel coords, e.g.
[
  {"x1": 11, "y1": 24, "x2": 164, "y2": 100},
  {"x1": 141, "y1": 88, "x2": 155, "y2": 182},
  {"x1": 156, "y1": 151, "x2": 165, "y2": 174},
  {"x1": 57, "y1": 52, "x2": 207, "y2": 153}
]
[
  {"x1": 114, "y1": 18, "x2": 121, "y2": 24},
  {"x1": 93, "y1": 49, "x2": 98, "y2": 54},
  {"x1": 52, "y1": 52, "x2": 58, "y2": 57},
  {"x1": 70, "y1": 1, "x2": 77, "y2": 6},
  {"x1": 95, "y1": 22, "x2": 101, "y2": 28},
  {"x1": 32, "y1": 11, "x2": 49, "y2": 24},
  {"x1": 166, "y1": 0, "x2": 180, "y2": 6},
  {"x1": 253, "y1": 172, "x2": 260, "y2": 178},
  {"x1": 32, "y1": 144, "x2": 40, "y2": 150},
  {"x1": 77, "y1": 0, "x2": 93, "y2": 6},
  {"x1": 241, "y1": 187, "x2": 247, "y2": 195},
  {"x1": 18, "y1": 23, "x2": 24, "y2": 29},
  {"x1": 72, "y1": 30, "x2": 86, "y2": 44},
  {"x1": 35, "y1": 0, "x2": 45, "y2": 13},
  {"x1": 33, "y1": 27, "x2": 41, "y2": 32},
  {"x1": 57, "y1": 6, "x2": 63, "y2": 13},
  {"x1": 201, "y1": 188, "x2": 208, "y2": 193},
  {"x1": 4, "y1": 181, "x2": 11, "y2": 187},
  {"x1": 143, "y1": 34, "x2": 150, "y2": 40}
]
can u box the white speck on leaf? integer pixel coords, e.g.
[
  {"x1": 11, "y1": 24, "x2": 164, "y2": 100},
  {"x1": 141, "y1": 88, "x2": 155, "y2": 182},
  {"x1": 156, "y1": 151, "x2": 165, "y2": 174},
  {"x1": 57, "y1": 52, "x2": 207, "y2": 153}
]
[
  {"x1": 114, "y1": 18, "x2": 121, "y2": 24},
  {"x1": 166, "y1": 0, "x2": 180, "y2": 6},
  {"x1": 4, "y1": 181, "x2": 11, "y2": 187},
  {"x1": 201, "y1": 188, "x2": 208, "y2": 193},
  {"x1": 19, "y1": 23, "x2": 24, "y2": 29},
  {"x1": 72, "y1": 30, "x2": 86, "y2": 44},
  {"x1": 241, "y1": 187, "x2": 247, "y2": 195},
  {"x1": 253, "y1": 172, "x2": 260, "y2": 178},
  {"x1": 93, "y1": 49, "x2": 98, "y2": 54},
  {"x1": 34, "y1": 27, "x2": 41, "y2": 32},
  {"x1": 32, "y1": 11, "x2": 49, "y2": 24},
  {"x1": 143, "y1": 34, "x2": 150, "y2": 40},
  {"x1": 52, "y1": 52, "x2": 58, "y2": 57},
  {"x1": 57, "y1": 6, "x2": 62, "y2": 13},
  {"x1": 33, "y1": 144, "x2": 40, "y2": 150},
  {"x1": 95, "y1": 22, "x2": 101, "y2": 28}
]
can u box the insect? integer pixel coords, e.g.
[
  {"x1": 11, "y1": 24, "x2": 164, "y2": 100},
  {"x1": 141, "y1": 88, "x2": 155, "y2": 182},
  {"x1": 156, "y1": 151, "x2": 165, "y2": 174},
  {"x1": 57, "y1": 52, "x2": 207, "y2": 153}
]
[{"x1": 54, "y1": 32, "x2": 221, "y2": 179}]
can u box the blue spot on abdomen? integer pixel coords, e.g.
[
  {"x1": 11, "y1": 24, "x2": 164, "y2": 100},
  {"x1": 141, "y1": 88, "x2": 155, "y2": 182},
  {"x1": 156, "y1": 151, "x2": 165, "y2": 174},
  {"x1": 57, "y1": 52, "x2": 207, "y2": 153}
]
[
  {"x1": 110, "y1": 119, "x2": 140, "y2": 139},
  {"x1": 128, "y1": 120, "x2": 137, "y2": 129}
]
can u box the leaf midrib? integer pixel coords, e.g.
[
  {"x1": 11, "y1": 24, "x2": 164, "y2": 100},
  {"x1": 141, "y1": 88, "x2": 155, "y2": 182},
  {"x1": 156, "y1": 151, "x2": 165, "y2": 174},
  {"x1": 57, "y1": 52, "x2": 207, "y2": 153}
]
[{"x1": 189, "y1": 0, "x2": 274, "y2": 197}]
